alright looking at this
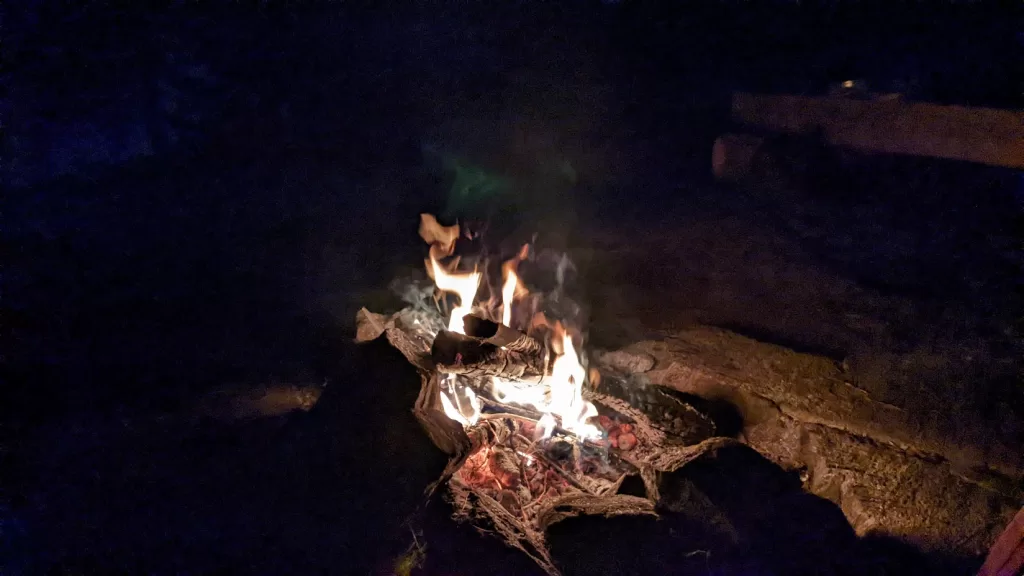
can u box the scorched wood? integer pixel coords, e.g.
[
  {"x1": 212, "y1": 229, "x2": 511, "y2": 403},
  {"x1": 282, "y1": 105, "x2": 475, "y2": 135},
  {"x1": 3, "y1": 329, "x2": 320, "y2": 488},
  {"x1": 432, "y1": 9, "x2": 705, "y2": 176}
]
[
  {"x1": 462, "y1": 315, "x2": 543, "y2": 355},
  {"x1": 432, "y1": 329, "x2": 546, "y2": 382}
]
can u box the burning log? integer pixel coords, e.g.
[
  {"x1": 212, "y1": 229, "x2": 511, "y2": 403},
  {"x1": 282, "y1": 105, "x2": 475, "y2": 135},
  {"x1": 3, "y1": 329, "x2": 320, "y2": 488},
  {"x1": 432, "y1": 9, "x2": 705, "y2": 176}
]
[
  {"x1": 463, "y1": 314, "x2": 543, "y2": 355},
  {"x1": 431, "y1": 329, "x2": 547, "y2": 382}
]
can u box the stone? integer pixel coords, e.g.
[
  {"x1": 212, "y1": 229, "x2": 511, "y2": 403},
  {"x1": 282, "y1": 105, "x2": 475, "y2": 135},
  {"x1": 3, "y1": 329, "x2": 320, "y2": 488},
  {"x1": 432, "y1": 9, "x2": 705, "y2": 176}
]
[
  {"x1": 617, "y1": 433, "x2": 637, "y2": 451},
  {"x1": 594, "y1": 349, "x2": 656, "y2": 374},
  {"x1": 634, "y1": 325, "x2": 1024, "y2": 556}
]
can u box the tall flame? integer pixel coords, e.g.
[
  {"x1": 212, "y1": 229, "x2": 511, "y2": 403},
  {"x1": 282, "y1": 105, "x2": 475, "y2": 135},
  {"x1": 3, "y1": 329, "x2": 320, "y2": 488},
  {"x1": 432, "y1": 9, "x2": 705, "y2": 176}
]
[
  {"x1": 491, "y1": 323, "x2": 600, "y2": 440},
  {"x1": 500, "y1": 244, "x2": 529, "y2": 327},
  {"x1": 501, "y1": 271, "x2": 518, "y2": 327},
  {"x1": 548, "y1": 326, "x2": 600, "y2": 438},
  {"x1": 420, "y1": 214, "x2": 480, "y2": 334},
  {"x1": 430, "y1": 258, "x2": 481, "y2": 334}
]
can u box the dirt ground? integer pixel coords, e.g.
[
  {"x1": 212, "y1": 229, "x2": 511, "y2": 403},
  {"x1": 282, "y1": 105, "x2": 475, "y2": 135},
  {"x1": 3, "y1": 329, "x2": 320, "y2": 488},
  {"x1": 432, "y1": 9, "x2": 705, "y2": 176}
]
[
  {"x1": 7, "y1": 140, "x2": 1020, "y2": 574},
  {"x1": 5, "y1": 5, "x2": 1021, "y2": 574}
]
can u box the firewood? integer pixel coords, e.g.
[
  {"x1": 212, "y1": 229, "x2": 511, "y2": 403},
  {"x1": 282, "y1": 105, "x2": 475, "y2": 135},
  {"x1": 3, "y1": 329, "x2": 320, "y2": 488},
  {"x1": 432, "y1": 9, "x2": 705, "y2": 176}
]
[
  {"x1": 432, "y1": 329, "x2": 546, "y2": 382},
  {"x1": 463, "y1": 314, "x2": 543, "y2": 355}
]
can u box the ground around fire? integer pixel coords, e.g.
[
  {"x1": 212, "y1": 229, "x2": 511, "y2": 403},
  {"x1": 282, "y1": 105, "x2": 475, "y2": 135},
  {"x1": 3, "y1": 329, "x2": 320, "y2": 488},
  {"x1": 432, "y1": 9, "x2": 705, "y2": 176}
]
[
  {"x1": 8, "y1": 137, "x2": 1019, "y2": 574},
  {"x1": 6, "y1": 3, "x2": 1021, "y2": 575}
]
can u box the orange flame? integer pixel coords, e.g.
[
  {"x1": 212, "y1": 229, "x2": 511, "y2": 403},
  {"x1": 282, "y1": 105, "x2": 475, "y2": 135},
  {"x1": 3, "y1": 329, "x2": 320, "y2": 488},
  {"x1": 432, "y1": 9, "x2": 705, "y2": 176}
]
[
  {"x1": 418, "y1": 214, "x2": 458, "y2": 257},
  {"x1": 491, "y1": 322, "x2": 600, "y2": 439},
  {"x1": 429, "y1": 259, "x2": 481, "y2": 334},
  {"x1": 420, "y1": 214, "x2": 480, "y2": 334},
  {"x1": 500, "y1": 244, "x2": 530, "y2": 327},
  {"x1": 548, "y1": 323, "x2": 600, "y2": 438},
  {"x1": 418, "y1": 216, "x2": 596, "y2": 439}
]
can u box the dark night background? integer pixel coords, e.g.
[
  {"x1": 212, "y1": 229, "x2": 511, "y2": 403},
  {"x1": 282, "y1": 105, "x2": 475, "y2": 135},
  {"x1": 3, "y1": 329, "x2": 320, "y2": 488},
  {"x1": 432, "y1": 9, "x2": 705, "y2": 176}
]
[{"x1": 3, "y1": 1, "x2": 1022, "y2": 575}]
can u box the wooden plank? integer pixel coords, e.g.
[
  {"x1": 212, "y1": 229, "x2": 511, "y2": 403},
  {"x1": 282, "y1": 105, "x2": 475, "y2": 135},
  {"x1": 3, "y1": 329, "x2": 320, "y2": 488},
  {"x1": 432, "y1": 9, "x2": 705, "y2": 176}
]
[{"x1": 732, "y1": 92, "x2": 1024, "y2": 169}]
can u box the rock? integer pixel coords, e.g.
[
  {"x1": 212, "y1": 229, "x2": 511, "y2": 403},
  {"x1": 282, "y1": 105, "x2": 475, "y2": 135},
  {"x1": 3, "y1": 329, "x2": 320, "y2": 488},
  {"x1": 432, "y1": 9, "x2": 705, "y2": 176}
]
[
  {"x1": 635, "y1": 325, "x2": 1024, "y2": 556},
  {"x1": 594, "y1": 349, "x2": 655, "y2": 374},
  {"x1": 617, "y1": 433, "x2": 637, "y2": 451},
  {"x1": 355, "y1": 308, "x2": 388, "y2": 342}
]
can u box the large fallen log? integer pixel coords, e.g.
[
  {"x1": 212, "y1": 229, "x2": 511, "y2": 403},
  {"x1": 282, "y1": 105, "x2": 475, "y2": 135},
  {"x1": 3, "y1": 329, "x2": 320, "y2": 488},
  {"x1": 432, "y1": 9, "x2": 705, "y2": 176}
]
[
  {"x1": 635, "y1": 325, "x2": 1024, "y2": 556},
  {"x1": 731, "y1": 92, "x2": 1024, "y2": 169}
]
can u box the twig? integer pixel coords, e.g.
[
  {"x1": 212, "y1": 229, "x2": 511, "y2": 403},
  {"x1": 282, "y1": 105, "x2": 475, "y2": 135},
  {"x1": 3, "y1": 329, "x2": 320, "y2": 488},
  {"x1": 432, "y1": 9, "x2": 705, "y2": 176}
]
[
  {"x1": 478, "y1": 397, "x2": 603, "y2": 446},
  {"x1": 531, "y1": 448, "x2": 593, "y2": 494},
  {"x1": 479, "y1": 412, "x2": 541, "y2": 426}
]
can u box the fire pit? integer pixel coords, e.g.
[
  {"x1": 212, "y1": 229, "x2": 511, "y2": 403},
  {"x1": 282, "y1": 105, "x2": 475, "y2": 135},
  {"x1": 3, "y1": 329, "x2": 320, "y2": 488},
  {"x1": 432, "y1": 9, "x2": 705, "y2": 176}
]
[{"x1": 356, "y1": 214, "x2": 731, "y2": 575}]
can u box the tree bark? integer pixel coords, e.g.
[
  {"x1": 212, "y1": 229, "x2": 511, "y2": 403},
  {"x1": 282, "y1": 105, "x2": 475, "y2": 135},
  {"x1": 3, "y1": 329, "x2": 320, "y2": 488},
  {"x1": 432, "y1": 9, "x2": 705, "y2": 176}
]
[{"x1": 432, "y1": 329, "x2": 546, "y2": 382}]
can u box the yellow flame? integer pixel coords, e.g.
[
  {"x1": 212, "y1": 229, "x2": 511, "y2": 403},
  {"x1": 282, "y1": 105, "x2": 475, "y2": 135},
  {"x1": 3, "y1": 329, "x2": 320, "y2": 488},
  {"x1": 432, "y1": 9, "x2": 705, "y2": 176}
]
[
  {"x1": 418, "y1": 214, "x2": 458, "y2": 256},
  {"x1": 548, "y1": 329, "x2": 601, "y2": 438},
  {"x1": 500, "y1": 244, "x2": 529, "y2": 328},
  {"x1": 420, "y1": 213, "x2": 481, "y2": 334},
  {"x1": 537, "y1": 413, "x2": 556, "y2": 440},
  {"x1": 501, "y1": 269, "x2": 518, "y2": 327},
  {"x1": 490, "y1": 329, "x2": 600, "y2": 440},
  {"x1": 439, "y1": 375, "x2": 480, "y2": 426},
  {"x1": 429, "y1": 257, "x2": 481, "y2": 333}
]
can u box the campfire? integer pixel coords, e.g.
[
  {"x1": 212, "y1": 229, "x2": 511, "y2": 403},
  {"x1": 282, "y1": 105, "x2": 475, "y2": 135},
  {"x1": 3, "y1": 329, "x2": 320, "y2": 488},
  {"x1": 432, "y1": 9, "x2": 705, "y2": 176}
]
[{"x1": 356, "y1": 214, "x2": 732, "y2": 575}]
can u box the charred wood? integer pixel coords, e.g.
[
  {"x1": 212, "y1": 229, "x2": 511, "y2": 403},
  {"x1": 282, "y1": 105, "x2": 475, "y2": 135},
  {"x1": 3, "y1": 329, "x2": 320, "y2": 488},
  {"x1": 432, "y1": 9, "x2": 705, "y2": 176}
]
[
  {"x1": 463, "y1": 315, "x2": 543, "y2": 355},
  {"x1": 432, "y1": 329, "x2": 547, "y2": 382}
]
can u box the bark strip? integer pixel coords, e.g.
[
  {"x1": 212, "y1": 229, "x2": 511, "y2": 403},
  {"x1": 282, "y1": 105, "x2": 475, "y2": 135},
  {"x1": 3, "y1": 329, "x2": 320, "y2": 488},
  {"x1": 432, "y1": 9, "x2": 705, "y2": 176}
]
[{"x1": 432, "y1": 329, "x2": 547, "y2": 382}]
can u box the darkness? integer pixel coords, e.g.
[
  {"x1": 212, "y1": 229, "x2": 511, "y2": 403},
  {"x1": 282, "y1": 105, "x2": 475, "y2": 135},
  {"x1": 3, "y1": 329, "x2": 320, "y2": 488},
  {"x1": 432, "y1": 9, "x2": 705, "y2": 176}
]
[{"x1": 4, "y1": 1, "x2": 1022, "y2": 575}]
